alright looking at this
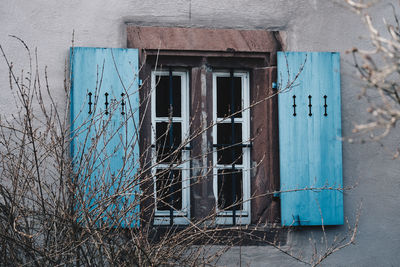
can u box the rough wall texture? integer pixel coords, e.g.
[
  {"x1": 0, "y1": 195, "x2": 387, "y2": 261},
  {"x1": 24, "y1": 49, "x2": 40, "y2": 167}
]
[{"x1": 1, "y1": 0, "x2": 399, "y2": 266}]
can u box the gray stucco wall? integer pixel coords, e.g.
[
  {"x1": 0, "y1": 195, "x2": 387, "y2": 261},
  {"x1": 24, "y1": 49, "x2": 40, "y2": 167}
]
[{"x1": 1, "y1": 0, "x2": 399, "y2": 266}]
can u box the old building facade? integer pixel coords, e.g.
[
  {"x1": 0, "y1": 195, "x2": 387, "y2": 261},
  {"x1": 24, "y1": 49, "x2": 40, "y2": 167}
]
[{"x1": 1, "y1": 0, "x2": 399, "y2": 266}]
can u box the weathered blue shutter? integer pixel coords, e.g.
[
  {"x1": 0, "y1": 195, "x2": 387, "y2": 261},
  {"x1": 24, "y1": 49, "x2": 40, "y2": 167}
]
[
  {"x1": 70, "y1": 47, "x2": 140, "y2": 227},
  {"x1": 278, "y1": 52, "x2": 343, "y2": 226}
]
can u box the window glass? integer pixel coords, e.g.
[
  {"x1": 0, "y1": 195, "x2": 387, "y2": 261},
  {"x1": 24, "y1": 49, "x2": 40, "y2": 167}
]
[
  {"x1": 156, "y1": 122, "x2": 182, "y2": 163},
  {"x1": 217, "y1": 169, "x2": 243, "y2": 210},
  {"x1": 216, "y1": 123, "x2": 243, "y2": 164},
  {"x1": 156, "y1": 75, "x2": 181, "y2": 117},
  {"x1": 155, "y1": 169, "x2": 182, "y2": 211},
  {"x1": 217, "y1": 76, "x2": 242, "y2": 118}
]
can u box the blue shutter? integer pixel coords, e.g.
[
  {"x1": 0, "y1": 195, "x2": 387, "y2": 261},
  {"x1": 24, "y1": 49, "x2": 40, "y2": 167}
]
[
  {"x1": 70, "y1": 47, "x2": 140, "y2": 227},
  {"x1": 278, "y1": 52, "x2": 343, "y2": 226}
]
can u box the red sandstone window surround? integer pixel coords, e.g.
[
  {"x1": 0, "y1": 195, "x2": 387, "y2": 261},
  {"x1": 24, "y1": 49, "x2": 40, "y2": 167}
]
[{"x1": 127, "y1": 26, "x2": 283, "y2": 226}]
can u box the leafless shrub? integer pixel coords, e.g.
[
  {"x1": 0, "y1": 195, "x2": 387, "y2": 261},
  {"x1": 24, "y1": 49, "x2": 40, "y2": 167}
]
[{"x1": 346, "y1": 0, "x2": 400, "y2": 156}]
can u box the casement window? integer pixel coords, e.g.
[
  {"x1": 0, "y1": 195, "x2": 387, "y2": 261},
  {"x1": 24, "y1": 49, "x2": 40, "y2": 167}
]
[
  {"x1": 151, "y1": 70, "x2": 191, "y2": 225},
  {"x1": 212, "y1": 71, "x2": 251, "y2": 225},
  {"x1": 70, "y1": 27, "x2": 344, "y2": 228}
]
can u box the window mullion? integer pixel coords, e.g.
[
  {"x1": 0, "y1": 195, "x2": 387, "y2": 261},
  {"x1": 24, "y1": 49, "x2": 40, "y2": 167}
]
[{"x1": 229, "y1": 69, "x2": 238, "y2": 226}]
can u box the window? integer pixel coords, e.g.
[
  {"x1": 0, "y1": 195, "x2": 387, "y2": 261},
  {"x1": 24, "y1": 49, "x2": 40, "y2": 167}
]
[
  {"x1": 71, "y1": 28, "x2": 344, "y2": 228},
  {"x1": 130, "y1": 26, "x2": 281, "y2": 226},
  {"x1": 212, "y1": 71, "x2": 251, "y2": 225},
  {"x1": 151, "y1": 70, "x2": 190, "y2": 225},
  {"x1": 150, "y1": 68, "x2": 254, "y2": 225}
]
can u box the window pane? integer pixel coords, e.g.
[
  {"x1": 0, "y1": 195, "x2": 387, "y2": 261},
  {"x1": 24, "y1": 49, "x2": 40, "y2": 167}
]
[
  {"x1": 156, "y1": 75, "x2": 181, "y2": 117},
  {"x1": 156, "y1": 122, "x2": 182, "y2": 163},
  {"x1": 217, "y1": 169, "x2": 242, "y2": 210},
  {"x1": 217, "y1": 76, "x2": 242, "y2": 118},
  {"x1": 217, "y1": 123, "x2": 242, "y2": 164},
  {"x1": 156, "y1": 169, "x2": 182, "y2": 211}
]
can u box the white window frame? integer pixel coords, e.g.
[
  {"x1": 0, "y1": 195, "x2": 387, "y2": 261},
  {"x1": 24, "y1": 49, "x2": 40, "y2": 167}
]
[
  {"x1": 151, "y1": 70, "x2": 190, "y2": 225},
  {"x1": 212, "y1": 71, "x2": 251, "y2": 225}
]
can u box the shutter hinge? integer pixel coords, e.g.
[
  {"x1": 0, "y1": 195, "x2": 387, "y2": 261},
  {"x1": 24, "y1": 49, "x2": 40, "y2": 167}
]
[
  {"x1": 139, "y1": 79, "x2": 143, "y2": 86},
  {"x1": 272, "y1": 82, "x2": 277, "y2": 90}
]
